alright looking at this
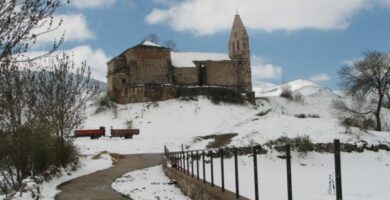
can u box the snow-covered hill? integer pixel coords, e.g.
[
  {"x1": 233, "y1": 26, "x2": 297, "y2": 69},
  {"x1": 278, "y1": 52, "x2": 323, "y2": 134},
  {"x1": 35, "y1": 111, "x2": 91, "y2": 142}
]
[
  {"x1": 75, "y1": 79, "x2": 390, "y2": 154},
  {"x1": 254, "y1": 79, "x2": 337, "y2": 97}
]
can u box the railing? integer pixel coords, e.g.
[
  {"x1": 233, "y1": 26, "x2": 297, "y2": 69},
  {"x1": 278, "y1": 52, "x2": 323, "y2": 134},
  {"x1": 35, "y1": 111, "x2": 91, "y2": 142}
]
[{"x1": 164, "y1": 139, "x2": 344, "y2": 200}]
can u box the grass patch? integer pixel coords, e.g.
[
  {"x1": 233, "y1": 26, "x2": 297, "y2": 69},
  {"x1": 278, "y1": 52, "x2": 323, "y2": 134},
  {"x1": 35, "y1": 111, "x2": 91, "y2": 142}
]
[
  {"x1": 92, "y1": 151, "x2": 125, "y2": 165},
  {"x1": 196, "y1": 133, "x2": 238, "y2": 149}
]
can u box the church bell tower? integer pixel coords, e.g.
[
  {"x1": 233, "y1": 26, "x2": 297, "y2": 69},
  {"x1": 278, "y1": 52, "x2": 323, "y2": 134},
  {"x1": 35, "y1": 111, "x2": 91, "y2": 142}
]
[{"x1": 229, "y1": 14, "x2": 252, "y2": 93}]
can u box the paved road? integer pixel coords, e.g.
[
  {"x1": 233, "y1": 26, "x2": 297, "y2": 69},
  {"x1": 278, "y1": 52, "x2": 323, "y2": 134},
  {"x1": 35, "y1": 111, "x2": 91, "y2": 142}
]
[{"x1": 56, "y1": 154, "x2": 163, "y2": 200}]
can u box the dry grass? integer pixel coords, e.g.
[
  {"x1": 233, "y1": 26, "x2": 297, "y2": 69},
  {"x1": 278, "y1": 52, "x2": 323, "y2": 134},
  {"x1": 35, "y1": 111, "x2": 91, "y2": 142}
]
[
  {"x1": 197, "y1": 133, "x2": 238, "y2": 149},
  {"x1": 92, "y1": 151, "x2": 126, "y2": 165}
]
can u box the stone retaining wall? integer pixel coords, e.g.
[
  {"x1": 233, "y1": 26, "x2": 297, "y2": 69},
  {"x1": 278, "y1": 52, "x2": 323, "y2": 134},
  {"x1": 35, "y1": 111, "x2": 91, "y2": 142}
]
[{"x1": 163, "y1": 161, "x2": 249, "y2": 200}]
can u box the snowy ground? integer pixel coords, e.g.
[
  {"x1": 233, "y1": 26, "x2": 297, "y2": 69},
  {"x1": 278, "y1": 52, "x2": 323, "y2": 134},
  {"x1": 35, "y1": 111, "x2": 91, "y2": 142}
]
[
  {"x1": 112, "y1": 165, "x2": 191, "y2": 200},
  {"x1": 0, "y1": 154, "x2": 113, "y2": 200},
  {"x1": 67, "y1": 79, "x2": 390, "y2": 200},
  {"x1": 175, "y1": 150, "x2": 390, "y2": 200},
  {"x1": 39, "y1": 154, "x2": 112, "y2": 199},
  {"x1": 75, "y1": 79, "x2": 390, "y2": 155}
]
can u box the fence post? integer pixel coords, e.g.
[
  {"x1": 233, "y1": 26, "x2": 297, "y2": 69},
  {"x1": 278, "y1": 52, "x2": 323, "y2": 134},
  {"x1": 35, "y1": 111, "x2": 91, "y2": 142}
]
[
  {"x1": 202, "y1": 151, "x2": 206, "y2": 183},
  {"x1": 196, "y1": 150, "x2": 200, "y2": 180},
  {"x1": 253, "y1": 146, "x2": 259, "y2": 200},
  {"x1": 234, "y1": 148, "x2": 239, "y2": 199},
  {"x1": 175, "y1": 152, "x2": 178, "y2": 169},
  {"x1": 334, "y1": 139, "x2": 343, "y2": 200},
  {"x1": 181, "y1": 144, "x2": 185, "y2": 172},
  {"x1": 179, "y1": 152, "x2": 182, "y2": 171},
  {"x1": 221, "y1": 148, "x2": 225, "y2": 192},
  {"x1": 187, "y1": 151, "x2": 190, "y2": 175},
  {"x1": 286, "y1": 145, "x2": 293, "y2": 200},
  {"x1": 182, "y1": 152, "x2": 185, "y2": 172},
  {"x1": 210, "y1": 150, "x2": 214, "y2": 187},
  {"x1": 191, "y1": 151, "x2": 194, "y2": 178}
]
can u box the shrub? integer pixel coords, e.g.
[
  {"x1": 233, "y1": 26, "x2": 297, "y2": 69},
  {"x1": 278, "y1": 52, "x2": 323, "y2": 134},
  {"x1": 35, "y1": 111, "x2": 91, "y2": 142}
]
[
  {"x1": 294, "y1": 114, "x2": 307, "y2": 118},
  {"x1": 94, "y1": 94, "x2": 118, "y2": 117},
  {"x1": 295, "y1": 114, "x2": 320, "y2": 119},
  {"x1": 308, "y1": 114, "x2": 320, "y2": 118},
  {"x1": 177, "y1": 87, "x2": 245, "y2": 105},
  {"x1": 293, "y1": 92, "x2": 305, "y2": 104},
  {"x1": 0, "y1": 121, "x2": 78, "y2": 192},
  {"x1": 293, "y1": 135, "x2": 315, "y2": 152},
  {"x1": 340, "y1": 117, "x2": 375, "y2": 132},
  {"x1": 125, "y1": 120, "x2": 133, "y2": 129},
  {"x1": 208, "y1": 89, "x2": 245, "y2": 105},
  {"x1": 280, "y1": 86, "x2": 305, "y2": 103},
  {"x1": 265, "y1": 135, "x2": 314, "y2": 152},
  {"x1": 280, "y1": 86, "x2": 294, "y2": 100}
]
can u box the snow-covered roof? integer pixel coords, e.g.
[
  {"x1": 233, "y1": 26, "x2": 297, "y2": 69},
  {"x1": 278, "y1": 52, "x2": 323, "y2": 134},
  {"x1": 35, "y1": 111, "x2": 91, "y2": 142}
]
[
  {"x1": 171, "y1": 52, "x2": 231, "y2": 67},
  {"x1": 141, "y1": 40, "x2": 161, "y2": 47}
]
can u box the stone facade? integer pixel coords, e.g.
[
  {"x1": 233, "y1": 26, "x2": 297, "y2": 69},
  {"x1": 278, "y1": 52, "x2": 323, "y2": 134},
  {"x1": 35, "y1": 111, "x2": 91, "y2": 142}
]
[
  {"x1": 107, "y1": 14, "x2": 253, "y2": 104},
  {"x1": 173, "y1": 67, "x2": 199, "y2": 86}
]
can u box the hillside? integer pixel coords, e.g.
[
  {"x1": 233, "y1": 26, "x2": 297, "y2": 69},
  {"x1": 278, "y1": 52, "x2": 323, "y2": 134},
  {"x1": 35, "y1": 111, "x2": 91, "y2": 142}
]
[{"x1": 75, "y1": 79, "x2": 390, "y2": 154}]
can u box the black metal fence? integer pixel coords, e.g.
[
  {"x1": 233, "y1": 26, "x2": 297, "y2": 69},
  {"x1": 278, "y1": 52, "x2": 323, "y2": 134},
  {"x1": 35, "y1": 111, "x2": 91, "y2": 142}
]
[{"x1": 164, "y1": 139, "x2": 343, "y2": 200}]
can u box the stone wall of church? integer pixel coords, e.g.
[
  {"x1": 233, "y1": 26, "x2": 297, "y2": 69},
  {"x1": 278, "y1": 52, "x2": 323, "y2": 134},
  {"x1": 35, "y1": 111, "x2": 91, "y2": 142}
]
[
  {"x1": 115, "y1": 85, "x2": 177, "y2": 104},
  {"x1": 124, "y1": 47, "x2": 171, "y2": 85},
  {"x1": 173, "y1": 67, "x2": 199, "y2": 85},
  {"x1": 202, "y1": 61, "x2": 240, "y2": 91}
]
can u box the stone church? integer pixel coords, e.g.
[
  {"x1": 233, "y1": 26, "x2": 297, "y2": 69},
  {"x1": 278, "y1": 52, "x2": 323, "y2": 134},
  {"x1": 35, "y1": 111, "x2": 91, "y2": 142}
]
[{"x1": 107, "y1": 14, "x2": 254, "y2": 104}]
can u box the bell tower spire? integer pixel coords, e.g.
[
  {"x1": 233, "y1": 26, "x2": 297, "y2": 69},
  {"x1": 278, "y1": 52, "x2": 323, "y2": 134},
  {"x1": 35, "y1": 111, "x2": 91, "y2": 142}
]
[{"x1": 228, "y1": 14, "x2": 252, "y2": 92}]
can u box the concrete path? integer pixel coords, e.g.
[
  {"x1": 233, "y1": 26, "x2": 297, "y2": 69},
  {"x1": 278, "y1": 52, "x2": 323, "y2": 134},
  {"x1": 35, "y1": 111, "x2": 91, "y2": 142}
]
[{"x1": 56, "y1": 153, "x2": 162, "y2": 200}]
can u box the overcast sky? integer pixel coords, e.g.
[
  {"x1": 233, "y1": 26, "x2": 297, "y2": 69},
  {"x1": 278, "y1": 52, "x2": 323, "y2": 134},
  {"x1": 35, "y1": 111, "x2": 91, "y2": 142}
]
[{"x1": 33, "y1": 0, "x2": 390, "y2": 89}]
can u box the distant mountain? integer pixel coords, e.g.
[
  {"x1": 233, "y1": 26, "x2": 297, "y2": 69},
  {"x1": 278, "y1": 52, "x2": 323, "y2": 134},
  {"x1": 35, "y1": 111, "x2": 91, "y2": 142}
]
[
  {"x1": 254, "y1": 79, "x2": 338, "y2": 98},
  {"x1": 90, "y1": 78, "x2": 106, "y2": 91}
]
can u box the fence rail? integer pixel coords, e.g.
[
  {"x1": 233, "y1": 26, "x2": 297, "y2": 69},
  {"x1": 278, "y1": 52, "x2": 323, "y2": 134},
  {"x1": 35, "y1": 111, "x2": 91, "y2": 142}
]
[{"x1": 164, "y1": 139, "x2": 343, "y2": 200}]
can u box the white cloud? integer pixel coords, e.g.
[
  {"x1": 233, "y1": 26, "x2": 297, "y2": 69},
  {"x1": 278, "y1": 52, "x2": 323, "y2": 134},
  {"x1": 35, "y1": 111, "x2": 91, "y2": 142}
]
[
  {"x1": 69, "y1": 46, "x2": 110, "y2": 82},
  {"x1": 70, "y1": 0, "x2": 117, "y2": 9},
  {"x1": 382, "y1": 0, "x2": 390, "y2": 6},
  {"x1": 251, "y1": 56, "x2": 283, "y2": 86},
  {"x1": 308, "y1": 73, "x2": 331, "y2": 82},
  {"x1": 146, "y1": 0, "x2": 373, "y2": 35},
  {"x1": 24, "y1": 46, "x2": 110, "y2": 82},
  {"x1": 34, "y1": 14, "x2": 95, "y2": 46}
]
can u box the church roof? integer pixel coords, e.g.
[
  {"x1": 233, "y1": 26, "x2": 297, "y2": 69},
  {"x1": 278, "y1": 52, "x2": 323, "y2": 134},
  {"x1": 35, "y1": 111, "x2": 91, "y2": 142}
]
[
  {"x1": 141, "y1": 40, "x2": 161, "y2": 47},
  {"x1": 171, "y1": 52, "x2": 231, "y2": 68}
]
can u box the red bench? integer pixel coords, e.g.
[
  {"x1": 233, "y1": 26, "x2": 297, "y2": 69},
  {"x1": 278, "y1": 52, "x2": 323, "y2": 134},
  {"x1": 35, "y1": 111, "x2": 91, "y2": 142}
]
[
  {"x1": 74, "y1": 127, "x2": 105, "y2": 139},
  {"x1": 111, "y1": 129, "x2": 140, "y2": 139}
]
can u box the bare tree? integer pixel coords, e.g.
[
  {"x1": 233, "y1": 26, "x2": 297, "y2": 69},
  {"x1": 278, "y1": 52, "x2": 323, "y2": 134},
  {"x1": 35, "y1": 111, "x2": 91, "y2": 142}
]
[
  {"x1": 336, "y1": 51, "x2": 390, "y2": 131},
  {"x1": 34, "y1": 53, "x2": 99, "y2": 166},
  {"x1": 144, "y1": 33, "x2": 159, "y2": 44},
  {"x1": 0, "y1": 0, "x2": 67, "y2": 62},
  {"x1": 164, "y1": 40, "x2": 177, "y2": 51}
]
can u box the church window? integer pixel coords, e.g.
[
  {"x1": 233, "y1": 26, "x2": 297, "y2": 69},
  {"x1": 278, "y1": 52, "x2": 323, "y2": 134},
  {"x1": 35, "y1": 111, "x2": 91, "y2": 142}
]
[
  {"x1": 122, "y1": 79, "x2": 126, "y2": 84},
  {"x1": 237, "y1": 40, "x2": 240, "y2": 51}
]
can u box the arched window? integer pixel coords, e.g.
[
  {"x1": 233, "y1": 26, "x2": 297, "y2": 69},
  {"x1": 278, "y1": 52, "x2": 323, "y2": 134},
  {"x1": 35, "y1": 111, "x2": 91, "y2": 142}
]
[{"x1": 237, "y1": 40, "x2": 240, "y2": 52}]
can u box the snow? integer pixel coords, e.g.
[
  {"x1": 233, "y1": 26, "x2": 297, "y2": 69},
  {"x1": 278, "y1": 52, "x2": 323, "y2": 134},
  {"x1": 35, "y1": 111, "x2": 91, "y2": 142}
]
[
  {"x1": 0, "y1": 154, "x2": 112, "y2": 200},
  {"x1": 39, "y1": 154, "x2": 112, "y2": 199},
  {"x1": 188, "y1": 150, "x2": 390, "y2": 200},
  {"x1": 141, "y1": 40, "x2": 161, "y2": 47},
  {"x1": 75, "y1": 80, "x2": 390, "y2": 155},
  {"x1": 112, "y1": 165, "x2": 191, "y2": 200},
  {"x1": 254, "y1": 79, "x2": 333, "y2": 97},
  {"x1": 24, "y1": 78, "x2": 389, "y2": 200},
  {"x1": 171, "y1": 51, "x2": 230, "y2": 67}
]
